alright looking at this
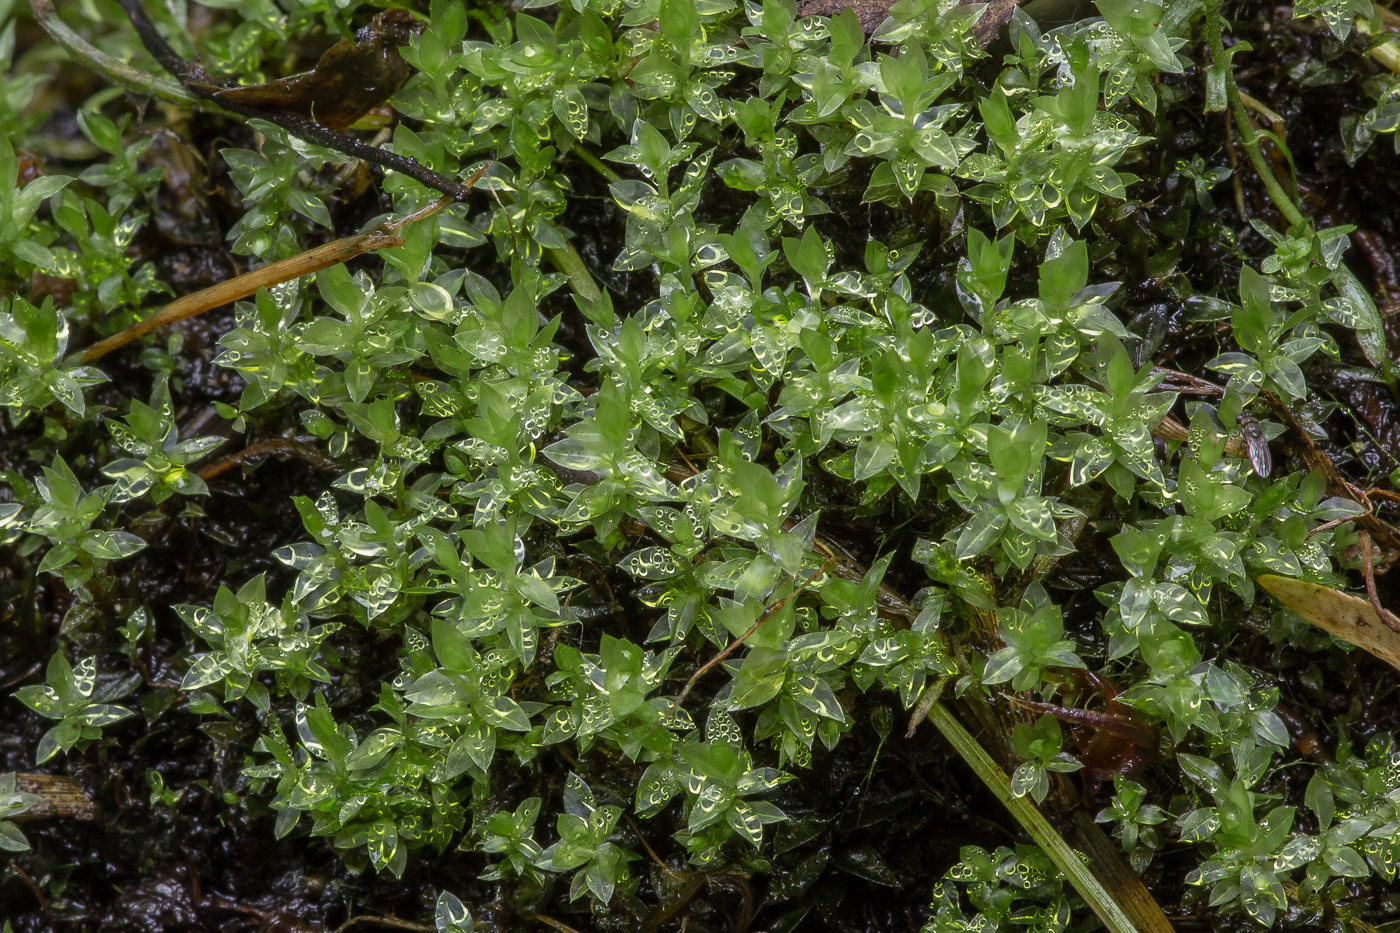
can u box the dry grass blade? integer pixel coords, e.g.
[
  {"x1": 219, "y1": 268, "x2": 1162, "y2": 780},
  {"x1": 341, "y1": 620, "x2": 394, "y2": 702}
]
[
  {"x1": 78, "y1": 228, "x2": 398, "y2": 363},
  {"x1": 77, "y1": 194, "x2": 464, "y2": 363},
  {"x1": 1068, "y1": 811, "x2": 1176, "y2": 933},
  {"x1": 1257, "y1": 574, "x2": 1400, "y2": 672},
  {"x1": 922, "y1": 702, "x2": 1147, "y2": 933},
  {"x1": 12, "y1": 773, "x2": 100, "y2": 822}
]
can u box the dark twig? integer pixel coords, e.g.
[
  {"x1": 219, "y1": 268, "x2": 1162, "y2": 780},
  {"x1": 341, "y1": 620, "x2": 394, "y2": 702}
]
[
  {"x1": 117, "y1": 0, "x2": 478, "y2": 201},
  {"x1": 334, "y1": 914, "x2": 433, "y2": 933}
]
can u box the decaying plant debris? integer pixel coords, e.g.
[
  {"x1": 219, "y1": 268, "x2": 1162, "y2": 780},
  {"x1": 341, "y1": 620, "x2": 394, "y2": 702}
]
[{"x1": 6, "y1": 0, "x2": 1400, "y2": 929}]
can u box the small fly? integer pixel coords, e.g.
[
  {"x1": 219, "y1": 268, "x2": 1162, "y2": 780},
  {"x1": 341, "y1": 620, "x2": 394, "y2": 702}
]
[{"x1": 1238, "y1": 412, "x2": 1271, "y2": 477}]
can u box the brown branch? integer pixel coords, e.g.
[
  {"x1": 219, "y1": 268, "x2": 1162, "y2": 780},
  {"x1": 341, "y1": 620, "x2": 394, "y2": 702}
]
[
  {"x1": 7, "y1": 863, "x2": 48, "y2": 922},
  {"x1": 197, "y1": 438, "x2": 340, "y2": 481},
  {"x1": 625, "y1": 815, "x2": 685, "y2": 882},
  {"x1": 672, "y1": 558, "x2": 835, "y2": 712},
  {"x1": 1359, "y1": 529, "x2": 1400, "y2": 632},
  {"x1": 117, "y1": 0, "x2": 479, "y2": 201},
  {"x1": 77, "y1": 195, "x2": 463, "y2": 363},
  {"x1": 1260, "y1": 390, "x2": 1400, "y2": 554}
]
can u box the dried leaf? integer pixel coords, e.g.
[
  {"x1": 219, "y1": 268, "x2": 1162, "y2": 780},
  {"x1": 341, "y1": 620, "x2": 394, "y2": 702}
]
[
  {"x1": 1257, "y1": 574, "x2": 1400, "y2": 672},
  {"x1": 13, "y1": 773, "x2": 101, "y2": 822},
  {"x1": 960, "y1": 0, "x2": 1020, "y2": 47},
  {"x1": 213, "y1": 10, "x2": 419, "y2": 131}
]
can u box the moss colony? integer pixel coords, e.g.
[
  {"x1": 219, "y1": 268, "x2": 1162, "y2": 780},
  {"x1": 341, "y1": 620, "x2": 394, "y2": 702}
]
[{"x1": 5, "y1": 0, "x2": 1400, "y2": 929}]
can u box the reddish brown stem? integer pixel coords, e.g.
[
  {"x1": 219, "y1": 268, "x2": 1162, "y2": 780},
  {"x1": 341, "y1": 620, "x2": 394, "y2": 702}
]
[
  {"x1": 79, "y1": 195, "x2": 462, "y2": 363},
  {"x1": 198, "y1": 438, "x2": 339, "y2": 481},
  {"x1": 1360, "y1": 530, "x2": 1400, "y2": 632},
  {"x1": 672, "y1": 558, "x2": 835, "y2": 711}
]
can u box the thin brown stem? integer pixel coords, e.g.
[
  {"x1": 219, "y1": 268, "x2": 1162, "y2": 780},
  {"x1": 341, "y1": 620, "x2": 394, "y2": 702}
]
[
  {"x1": 78, "y1": 195, "x2": 463, "y2": 363},
  {"x1": 197, "y1": 439, "x2": 340, "y2": 481},
  {"x1": 626, "y1": 815, "x2": 684, "y2": 881},
  {"x1": 1260, "y1": 391, "x2": 1400, "y2": 554},
  {"x1": 526, "y1": 915, "x2": 585, "y2": 933},
  {"x1": 1360, "y1": 530, "x2": 1400, "y2": 632},
  {"x1": 672, "y1": 558, "x2": 835, "y2": 711},
  {"x1": 333, "y1": 915, "x2": 433, "y2": 933},
  {"x1": 1366, "y1": 488, "x2": 1400, "y2": 506},
  {"x1": 7, "y1": 863, "x2": 48, "y2": 917},
  {"x1": 205, "y1": 894, "x2": 267, "y2": 919},
  {"x1": 1306, "y1": 513, "x2": 1361, "y2": 541}
]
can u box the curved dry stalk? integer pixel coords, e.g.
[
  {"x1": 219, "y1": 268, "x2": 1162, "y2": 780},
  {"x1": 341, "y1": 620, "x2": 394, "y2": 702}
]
[
  {"x1": 79, "y1": 229, "x2": 400, "y2": 363},
  {"x1": 924, "y1": 701, "x2": 1156, "y2": 933},
  {"x1": 28, "y1": 0, "x2": 201, "y2": 108},
  {"x1": 196, "y1": 438, "x2": 340, "y2": 481},
  {"x1": 77, "y1": 195, "x2": 461, "y2": 363},
  {"x1": 333, "y1": 915, "x2": 432, "y2": 933}
]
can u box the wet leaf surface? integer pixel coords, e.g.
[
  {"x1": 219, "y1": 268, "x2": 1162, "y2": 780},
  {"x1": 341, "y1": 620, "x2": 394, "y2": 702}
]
[{"x1": 835, "y1": 843, "x2": 902, "y2": 888}]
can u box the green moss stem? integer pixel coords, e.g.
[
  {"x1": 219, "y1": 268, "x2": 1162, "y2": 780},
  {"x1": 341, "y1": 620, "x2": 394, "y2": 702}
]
[
  {"x1": 573, "y1": 146, "x2": 621, "y2": 184},
  {"x1": 1202, "y1": 0, "x2": 1389, "y2": 366},
  {"x1": 546, "y1": 240, "x2": 603, "y2": 305},
  {"x1": 924, "y1": 701, "x2": 1143, "y2": 933},
  {"x1": 1202, "y1": 0, "x2": 1305, "y2": 228},
  {"x1": 28, "y1": 0, "x2": 201, "y2": 108}
]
